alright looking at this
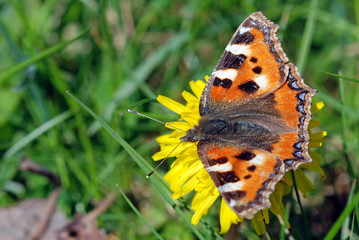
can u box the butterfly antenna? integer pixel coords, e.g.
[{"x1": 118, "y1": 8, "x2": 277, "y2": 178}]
[
  {"x1": 126, "y1": 109, "x2": 186, "y2": 132},
  {"x1": 146, "y1": 140, "x2": 184, "y2": 178}
]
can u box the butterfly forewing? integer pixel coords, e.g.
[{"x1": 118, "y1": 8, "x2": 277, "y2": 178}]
[{"x1": 200, "y1": 12, "x2": 290, "y2": 116}]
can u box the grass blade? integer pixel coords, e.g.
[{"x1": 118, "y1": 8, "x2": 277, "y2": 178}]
[
  {"x1": 324, "y1": 185, "x2": 359, "y2": 239},
  {"x1": 292, "y1": 171, "x2": 311, "y2": 239},
  {"x1": 4, "y1": 111, "x2": 72, "y2": 158},
  {"x1": 338, "y1": 73, "x2": 356, "y2": 178},
  {"x1": 0, "y1": 28, "x2": 90, "y2": 83},
  {"x1": 296, "y1": 0, "x2": 320, "y2": 72},
  {"x1": 323, "y1": 72, "x2": 359, "y2": 83},
  {"x1": 118, "y1": 188, "x2": 164, "y2": 240},
  {"x1": 342, "y1": 180, "x2": 357, "y2": 240},
  {"x1": 280, "y1": 204, "x2": 291, "y2": 240},
  {"x1": 66, "y1": 90, "x2": 208, "y2": 240},
  {"x1": 97, "y1": 32, "x2": 189, "y2": 122}
]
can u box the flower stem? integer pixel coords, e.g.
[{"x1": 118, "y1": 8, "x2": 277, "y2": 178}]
[{"x1": 292, "y1": 170, "x2": 311, "y2": 239}]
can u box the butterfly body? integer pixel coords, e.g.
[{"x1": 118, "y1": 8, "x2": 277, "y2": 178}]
[{"x1": 181, "y1": 12, "x2": 317, "y2": 219}]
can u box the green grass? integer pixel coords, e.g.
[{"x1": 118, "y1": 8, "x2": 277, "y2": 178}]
[{"x1": 1, "y1": 0, "x2": 358, "y2": 239}]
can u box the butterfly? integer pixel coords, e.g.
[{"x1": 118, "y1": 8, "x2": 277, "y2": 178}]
[{"x1": 181, "y1": 12, "x2": 317, "y2": 219}]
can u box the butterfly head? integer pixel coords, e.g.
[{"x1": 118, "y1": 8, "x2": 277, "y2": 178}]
[{"x1": 181, "y1": 117, "x2": 230, "y2": 142}]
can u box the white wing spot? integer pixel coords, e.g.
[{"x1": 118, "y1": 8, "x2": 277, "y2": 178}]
[
  {"x1": 218, "y1": 181, "x2": 244, "y2": 193},
  {"x1": 239, "y1": 27, "x2": 252, "y2": 34},
  {"x1": 225, "y1": 44, "x2": 251, "y2": 56},
  {"x1": 247, "y1": 153, "x2": 265, "y2": 166},
  {"x1": 214, "y1": 69, "x2": 238, "y2": 81},
  {"x1": 206, "y1": 162, "x2": 233, "y2": 172},
  {"x1": 253, "y1": 75, "x2": 269, "y2": 90},
  {"x1": 250, "y1": 20, "x2": 256, "y2": 26},
  {"x1": 229, "y1": 199, "x2": 236, "y2": 208}
]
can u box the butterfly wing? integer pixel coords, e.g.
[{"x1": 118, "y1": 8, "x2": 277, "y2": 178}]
[
  {"x1": 197, "y1": 141, "x2": 285, "y2": 219},
  {"x1": 270, "y1": 63, "x2": 317, "y2": 170},
  {"x1": 200, "y1": 12, "x2": 290, "y2": 116}
]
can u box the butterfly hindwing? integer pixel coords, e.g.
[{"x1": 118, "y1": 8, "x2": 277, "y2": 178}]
[{"x1": 197, "y1": 142, "x2": 285, "y2": 219}]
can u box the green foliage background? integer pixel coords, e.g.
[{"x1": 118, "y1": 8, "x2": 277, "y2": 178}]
[{"x1": 0, "y1": 0, "x2": 358, "y2": 239}]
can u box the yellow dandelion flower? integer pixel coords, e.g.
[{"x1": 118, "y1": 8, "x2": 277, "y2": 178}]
[{"x1": 152, "y1": 77, "x2": 325, "y2": 235}]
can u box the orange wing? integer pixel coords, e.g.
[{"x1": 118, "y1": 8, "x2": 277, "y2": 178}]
[
  {"x1": 271, "y1": 63, "x2": 317, "y2": 170},
  {"x1": 197, "y1": 142, "x2": 285, "y2": 219},
  {"x1": 200, "y1": 12, "x2": 289, "y2": 116}
]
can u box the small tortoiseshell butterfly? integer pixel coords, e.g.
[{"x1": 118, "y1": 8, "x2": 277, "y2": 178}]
[{"x1": 181, "y1": 12, "x2": 317, "y2": 219}]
